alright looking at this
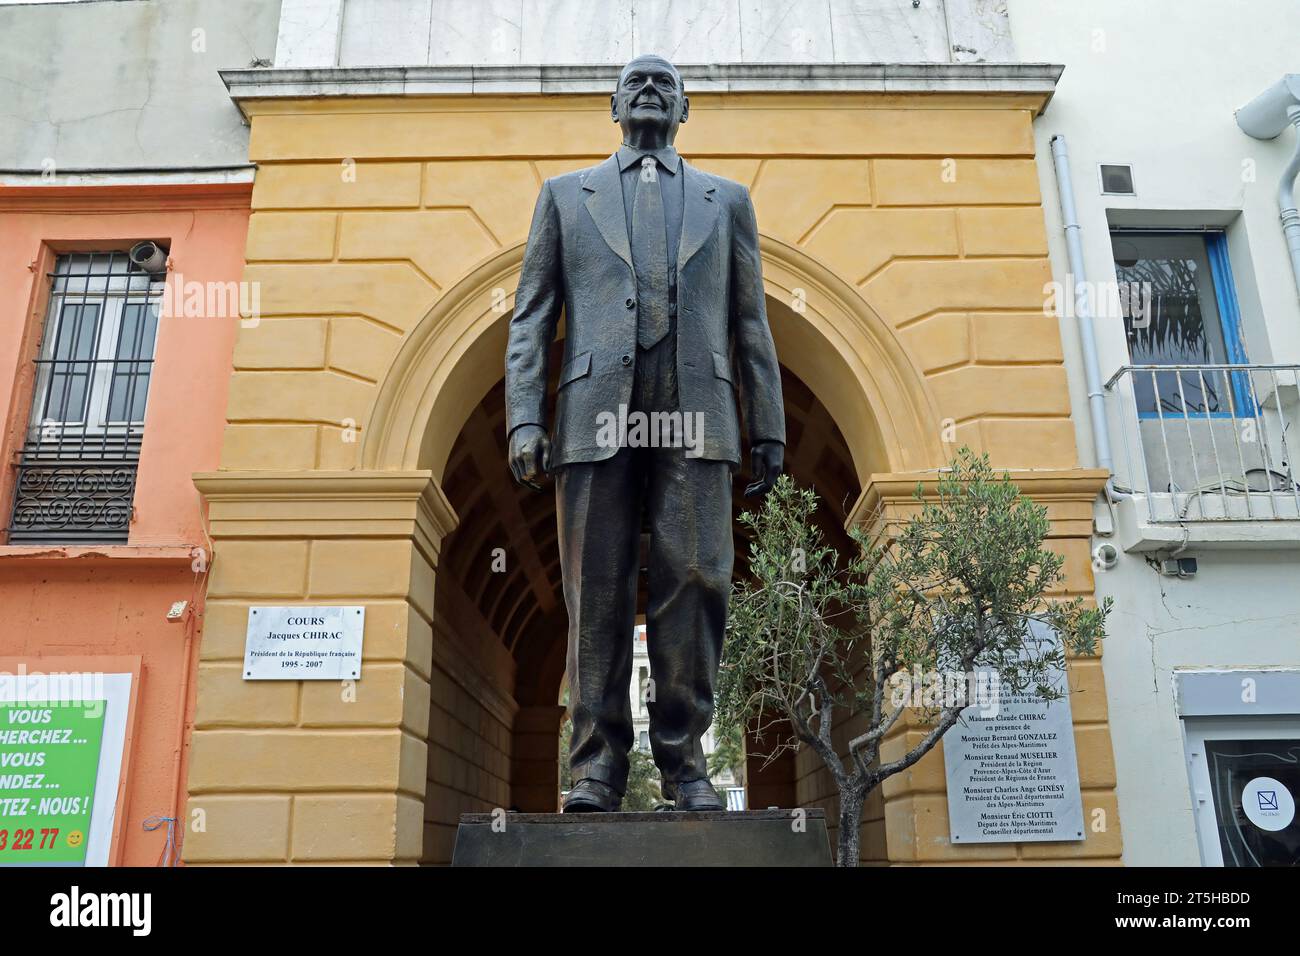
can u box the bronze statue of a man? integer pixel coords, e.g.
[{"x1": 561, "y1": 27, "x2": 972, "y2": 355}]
[{"x1": 505, "y1": 55, "x2": 785, "y2": 812}]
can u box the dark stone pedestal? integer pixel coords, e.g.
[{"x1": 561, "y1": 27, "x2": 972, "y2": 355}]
[{"x1": 451, "y1": 809, "x2": 832, "y2": 866}]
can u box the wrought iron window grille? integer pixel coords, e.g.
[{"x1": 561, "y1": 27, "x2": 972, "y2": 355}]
[{"x1": 8, "y1": 251, "x2": 165, "y2": 544}]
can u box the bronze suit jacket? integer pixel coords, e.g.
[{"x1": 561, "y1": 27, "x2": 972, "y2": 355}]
[{"x1": 505, "y1": 152, "x2": 785, "y2": 469}]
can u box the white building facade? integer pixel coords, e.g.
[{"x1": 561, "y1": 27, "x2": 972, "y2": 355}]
[{"x1": 1011, "y1": 0, "x2": 1300, "y2": 866}]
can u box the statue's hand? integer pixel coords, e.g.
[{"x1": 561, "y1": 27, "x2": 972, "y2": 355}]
[
  {"x1": 508, "y1": 424, "x2": 552, "y2": 490},
  {"x1": 744, "y1": 441, "x2": 784, "y2": 498}
]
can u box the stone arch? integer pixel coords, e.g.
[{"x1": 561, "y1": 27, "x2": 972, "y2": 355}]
[
  {"x1": 358, "y1": 233, "x2": 946, "y2": 854},
  {"x1": 362, "y1": 244, "x2": 526, "y2": 481},
  {"x1": 361, "y1": 237, "x2": 946, "y2": 487},
  {"x1": 186, "y1": 89, "x2": 1124, "y2": 866}
]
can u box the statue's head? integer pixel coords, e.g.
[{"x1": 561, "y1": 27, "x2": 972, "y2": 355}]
[{"x1": 611, "y1": 55, "x2": 688, "y2": 145}]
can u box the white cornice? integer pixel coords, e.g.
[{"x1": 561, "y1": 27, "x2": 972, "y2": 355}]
[
  {"x1": 0, "y1": 166, "x2": 256, "y2": 188},
  {"x1": 220, "y1": 62, "x2": 1064, "y2": 111}
]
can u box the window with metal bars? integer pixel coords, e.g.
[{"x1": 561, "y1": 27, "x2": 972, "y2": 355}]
[{"x1": 8, "y1": 252, "x2": 165, "y2": 544}]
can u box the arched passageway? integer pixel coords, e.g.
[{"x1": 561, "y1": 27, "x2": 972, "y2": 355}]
[
  {"x1": 186, "y1": 88, "x2": 1121, "y2": 868},
  {"x1": 419, "y1": 296, "x2": 871, "y2": 863},
  {"x1": 427, "y1": 361, "x2": 862, "y2": 857}
]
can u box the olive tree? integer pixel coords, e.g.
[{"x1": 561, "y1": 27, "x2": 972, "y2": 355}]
[{"x1": 717, "y1": 448, "x2": 1109, "y2": 866}]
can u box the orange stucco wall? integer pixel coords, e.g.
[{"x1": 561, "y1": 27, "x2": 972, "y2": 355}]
[{"x1": 0, "y1": 183, "x2": 251, "y2": 865}]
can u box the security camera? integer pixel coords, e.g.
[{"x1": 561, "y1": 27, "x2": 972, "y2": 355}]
[
  {"x1": 1092, "y1": 542, "x2": 1119, "y2": 571},
  {"x1": 1236, "y1": 75, "x2": 1300, "y2": 139},
  {"x1": 128, "y1": 240, "x2": 167, "y2": 274}
]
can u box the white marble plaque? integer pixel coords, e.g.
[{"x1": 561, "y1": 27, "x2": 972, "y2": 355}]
[
  {"x1": 943, "y1": 623, "x2": 1085, "y2": 843},
  {"x1": 243, "y1": 606, "x2": 365, "y2": 681}
]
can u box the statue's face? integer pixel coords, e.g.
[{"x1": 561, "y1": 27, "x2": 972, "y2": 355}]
[{"x1": 611, "y1": 56, "x2": 688, "y2": 143}]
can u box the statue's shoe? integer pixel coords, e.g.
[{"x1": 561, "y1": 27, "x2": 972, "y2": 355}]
[
  {"x1": 672, "y1": 778, "x2": 725, "y2": 811},
  {"x1": 562, "y1": 778, "x2": 622, "y2": 812}
]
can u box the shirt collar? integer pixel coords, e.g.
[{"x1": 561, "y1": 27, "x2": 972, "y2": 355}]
[{"x1": 617, "y1": 143, "x2": 680, "y2": 174}]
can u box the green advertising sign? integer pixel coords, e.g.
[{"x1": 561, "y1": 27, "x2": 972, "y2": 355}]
[{"x1": 0, "y1": 702, "x2": 105, "y2": 865}]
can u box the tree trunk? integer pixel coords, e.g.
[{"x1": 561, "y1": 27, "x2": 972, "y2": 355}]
[{"x1": 836, "y1": 786, "x2": 865, "y2": 867}]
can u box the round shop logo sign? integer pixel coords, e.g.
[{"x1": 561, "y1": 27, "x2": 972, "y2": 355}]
[{"x1": 1241, "y1": 777, "x2": 1295, "y2": 832}]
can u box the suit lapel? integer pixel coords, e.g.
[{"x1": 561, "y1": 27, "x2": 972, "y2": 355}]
[
  {"x1": 583, "y1": 154, "x2": 720, "y2": 273},
  {"x1": 678, "y1": 162, "x2": 719, "y2": 272},
  {"x1": 582, "y1": 155, "x2": 632, "y2": 270}
]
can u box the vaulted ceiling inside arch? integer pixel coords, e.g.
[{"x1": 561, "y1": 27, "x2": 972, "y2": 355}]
[{"x1": 433, "y1": 339, "x2": 862, "y2": 707}]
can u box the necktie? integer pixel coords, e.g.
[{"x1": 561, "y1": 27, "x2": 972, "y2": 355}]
[{"x1": 632, "y1": 156, "x2": 671, "y2": 350}]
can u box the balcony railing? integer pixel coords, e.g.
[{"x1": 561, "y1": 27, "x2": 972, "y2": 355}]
[{"x1": 1104, "y1": 364, "x2": 1300, "y2": 523}]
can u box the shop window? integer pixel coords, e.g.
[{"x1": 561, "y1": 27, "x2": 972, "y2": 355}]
[{"x1": 1184, "y1": 717, "x2": 1300, "y2": 866}]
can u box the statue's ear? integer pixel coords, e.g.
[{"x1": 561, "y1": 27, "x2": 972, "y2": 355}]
[
  {"x1": 611, "y1": 93, "x2": 619, "y2": 123},
  {"x1": 679, "y1": 95, "x2": 689, "y2": 124}
]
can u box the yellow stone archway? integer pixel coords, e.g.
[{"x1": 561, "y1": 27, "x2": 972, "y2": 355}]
[
  {"x1": 361, "y1": 235, "x2": 946, "y2": 485},
  {"x1": 184, "y1": 89, "x2": 1122, "y2": 865}
]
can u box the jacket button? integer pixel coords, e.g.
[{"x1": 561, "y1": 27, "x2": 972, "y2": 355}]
[
  {"x1": 625, "y1": 297, "x2": 635, "y2": 309},
  {"x1": 621, "y1": 354, "x2": 632, "y2": 367}
]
